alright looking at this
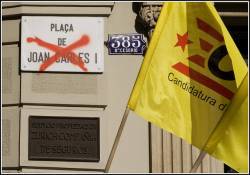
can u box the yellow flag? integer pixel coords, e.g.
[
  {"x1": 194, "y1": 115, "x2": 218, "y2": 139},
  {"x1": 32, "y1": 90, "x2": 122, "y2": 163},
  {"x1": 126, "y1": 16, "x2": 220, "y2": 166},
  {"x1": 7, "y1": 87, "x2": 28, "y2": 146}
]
[
  {"x1": 204, "y1": 73, "x2": 248, "y2": 172},
  {"x1": 128, "y1": 2, "x2": 248, "y2": 172}
]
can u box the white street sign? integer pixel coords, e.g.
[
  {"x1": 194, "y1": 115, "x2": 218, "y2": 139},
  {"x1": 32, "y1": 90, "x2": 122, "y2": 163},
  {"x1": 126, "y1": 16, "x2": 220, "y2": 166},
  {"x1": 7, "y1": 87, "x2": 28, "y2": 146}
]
[{"x1": 21, "y1": 16, "x2": 104, "y2": 72}]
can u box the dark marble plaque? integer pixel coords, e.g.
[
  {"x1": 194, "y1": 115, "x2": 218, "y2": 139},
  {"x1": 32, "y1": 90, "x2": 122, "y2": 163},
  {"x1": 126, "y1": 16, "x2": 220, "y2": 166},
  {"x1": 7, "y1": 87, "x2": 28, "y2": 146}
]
[{"x1": 28, "y1": 116, "x2": 100, "y2": 162}]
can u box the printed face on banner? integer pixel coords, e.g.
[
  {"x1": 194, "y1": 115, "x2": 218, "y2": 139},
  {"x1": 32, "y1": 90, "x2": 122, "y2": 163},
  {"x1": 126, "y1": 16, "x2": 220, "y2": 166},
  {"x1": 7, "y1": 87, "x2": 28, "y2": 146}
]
[{"x1": 21, "y1": 16, "x2": 104, "y2": 73}]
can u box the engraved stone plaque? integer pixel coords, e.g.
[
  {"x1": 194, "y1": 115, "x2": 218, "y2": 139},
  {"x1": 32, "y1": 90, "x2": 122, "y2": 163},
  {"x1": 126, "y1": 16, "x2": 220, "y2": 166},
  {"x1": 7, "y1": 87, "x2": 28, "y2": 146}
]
[{"x1": 29, "y1": 116, "x2": 100, "y2": 162}]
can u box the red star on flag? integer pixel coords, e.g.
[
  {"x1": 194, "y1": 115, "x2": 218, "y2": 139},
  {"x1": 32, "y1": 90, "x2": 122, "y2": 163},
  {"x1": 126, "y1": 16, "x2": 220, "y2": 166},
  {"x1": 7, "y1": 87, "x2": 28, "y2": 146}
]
[{"x1": 174, "y1": 32, "x2": 192, "y2": 51}]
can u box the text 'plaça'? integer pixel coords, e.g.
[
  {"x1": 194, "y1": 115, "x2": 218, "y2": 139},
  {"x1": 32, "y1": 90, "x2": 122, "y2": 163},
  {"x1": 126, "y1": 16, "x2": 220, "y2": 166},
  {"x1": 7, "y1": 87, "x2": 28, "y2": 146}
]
[{"x1": 50, "y1": 23, "x2": 74, "y2": 33}]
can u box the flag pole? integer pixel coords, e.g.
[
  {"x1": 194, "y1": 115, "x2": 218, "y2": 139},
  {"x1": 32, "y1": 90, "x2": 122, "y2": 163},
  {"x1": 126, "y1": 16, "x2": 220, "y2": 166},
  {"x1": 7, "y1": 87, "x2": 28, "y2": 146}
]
[
  {"x1": 104, "y1": 107, "x2": 130, "y2": 172},
  {"x1": 190, "y1": 151, "x2": 207, "y2": 173}
]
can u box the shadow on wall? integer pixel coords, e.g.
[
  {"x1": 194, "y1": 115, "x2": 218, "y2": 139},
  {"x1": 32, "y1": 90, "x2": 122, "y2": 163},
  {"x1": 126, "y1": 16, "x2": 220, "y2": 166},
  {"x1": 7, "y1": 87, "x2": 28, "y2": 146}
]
[{"x1": 224, "y1": 164, "x2": 238, "y2": 173}]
